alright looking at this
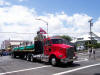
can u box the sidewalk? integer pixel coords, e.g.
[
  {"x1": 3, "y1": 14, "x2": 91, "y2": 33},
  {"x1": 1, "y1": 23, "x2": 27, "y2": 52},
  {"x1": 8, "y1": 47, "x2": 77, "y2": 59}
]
[
  {"x1": 77, "y1": 48, "x2": 100, "y2": 61},
  {"x1": 76, "y1": 48, "x2": 100, "y2": 54}
]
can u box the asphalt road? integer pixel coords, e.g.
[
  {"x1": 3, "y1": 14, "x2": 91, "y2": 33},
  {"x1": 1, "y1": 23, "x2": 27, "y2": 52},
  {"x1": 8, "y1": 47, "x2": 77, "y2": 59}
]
[{"x1": 0, "y1": 49, "x2": 100, "y2": 75}]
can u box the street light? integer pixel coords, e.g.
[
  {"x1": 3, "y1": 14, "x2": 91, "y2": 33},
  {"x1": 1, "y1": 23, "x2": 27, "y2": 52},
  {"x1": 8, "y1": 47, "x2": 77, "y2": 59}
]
[
  {"x1": 88, "y1": 19, "x2": 93, "y2": 52},
  {"x1": 36, "y1": 19, "x2": 48, "y2": 37}
]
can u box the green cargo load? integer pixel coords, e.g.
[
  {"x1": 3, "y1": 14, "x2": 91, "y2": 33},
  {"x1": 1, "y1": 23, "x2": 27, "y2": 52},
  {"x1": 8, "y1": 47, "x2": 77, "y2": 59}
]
[
  {"x1": 19, "y1": 46, "x2": 25, "y2": 50},
  {"x1": 25, "y1": 44, "x2": 34, "y2": 50},
  {"x1": 13, "y1": 47, "x2": 19, "y2": 51}
]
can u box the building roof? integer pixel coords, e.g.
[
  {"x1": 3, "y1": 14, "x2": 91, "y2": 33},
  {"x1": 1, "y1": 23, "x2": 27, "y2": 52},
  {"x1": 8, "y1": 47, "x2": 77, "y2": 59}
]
[{"x1": 72, "y1": 32, "x2": 100, "y2": 43}]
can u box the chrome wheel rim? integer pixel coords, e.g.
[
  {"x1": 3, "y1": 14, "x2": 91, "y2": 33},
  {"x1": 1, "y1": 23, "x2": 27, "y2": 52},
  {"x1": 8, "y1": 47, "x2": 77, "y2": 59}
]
[
  {"x1": 31, "y1": 56, "x2": 33, "y2": 61},
  {"x1": 51, "y1": 58, "x2": 56, "y2": 65},
  {"x1": 26, "y1": 56, "x2": 29, "y2": 61},
  {"x1": 24, "y1": 55, "x2": 27, "y2": 59}
]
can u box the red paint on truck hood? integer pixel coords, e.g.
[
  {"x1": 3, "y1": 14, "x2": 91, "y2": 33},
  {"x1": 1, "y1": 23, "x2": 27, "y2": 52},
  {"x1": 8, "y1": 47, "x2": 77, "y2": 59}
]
[{"x1": 52, "y1": 44, "x2": 71, "y2": 48}]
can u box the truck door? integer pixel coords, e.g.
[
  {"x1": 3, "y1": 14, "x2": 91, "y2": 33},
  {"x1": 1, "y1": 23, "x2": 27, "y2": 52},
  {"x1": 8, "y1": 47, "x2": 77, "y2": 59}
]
[{"x1": 44, "y1": 40, "x2": 52, "y2": 55}]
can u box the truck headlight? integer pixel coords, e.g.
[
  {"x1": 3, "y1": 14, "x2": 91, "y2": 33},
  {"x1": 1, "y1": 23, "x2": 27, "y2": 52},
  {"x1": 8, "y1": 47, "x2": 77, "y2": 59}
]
[{"x1": 59, "y1": 55, "x2": 63, "y2": 57}]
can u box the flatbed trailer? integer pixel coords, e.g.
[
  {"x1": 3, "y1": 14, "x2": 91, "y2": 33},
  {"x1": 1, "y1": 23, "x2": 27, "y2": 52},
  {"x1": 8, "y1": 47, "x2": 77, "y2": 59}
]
[{"x1": 12, "y1": 50, "x2": 34, "y2": 59}]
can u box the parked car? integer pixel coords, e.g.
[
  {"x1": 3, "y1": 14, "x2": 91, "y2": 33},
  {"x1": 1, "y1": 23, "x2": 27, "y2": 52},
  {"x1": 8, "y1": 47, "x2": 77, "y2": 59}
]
[
  {"x1": 2, "y1": 51, "x2": 8, "y2": 56},
  {"x1": 77, "y1": 46, "x2": 85, "y2": 51}
]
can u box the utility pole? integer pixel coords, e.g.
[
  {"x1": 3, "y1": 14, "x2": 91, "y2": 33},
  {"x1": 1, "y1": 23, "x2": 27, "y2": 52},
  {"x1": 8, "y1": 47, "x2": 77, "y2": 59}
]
[{"x1": 88, "y1": 19, "x2": 93, "y2": 50}]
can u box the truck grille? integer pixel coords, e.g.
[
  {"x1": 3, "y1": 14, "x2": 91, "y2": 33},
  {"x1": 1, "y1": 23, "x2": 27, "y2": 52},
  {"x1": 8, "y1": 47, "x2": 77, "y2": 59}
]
[{"x1": 67, "y1": 47, "x2": 74, "y2": 59}]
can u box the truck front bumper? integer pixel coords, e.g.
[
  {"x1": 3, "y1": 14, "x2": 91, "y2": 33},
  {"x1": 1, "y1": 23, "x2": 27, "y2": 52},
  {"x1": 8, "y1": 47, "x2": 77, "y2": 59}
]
[{"x1": 60, "y1": 56, "x2": 78, "y2": 63}]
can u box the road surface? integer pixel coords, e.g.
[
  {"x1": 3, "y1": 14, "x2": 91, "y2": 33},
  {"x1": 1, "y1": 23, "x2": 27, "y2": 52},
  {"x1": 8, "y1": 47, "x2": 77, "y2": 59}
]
[{"x1": 0, "y1": 49, "x2": 100, "y2": 75}]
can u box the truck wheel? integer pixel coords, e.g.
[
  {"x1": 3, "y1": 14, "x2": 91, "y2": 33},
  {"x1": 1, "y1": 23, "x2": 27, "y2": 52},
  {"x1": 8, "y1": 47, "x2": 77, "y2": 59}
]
[
  {"x1": 12, "y1": 53, "x2": 16, "y2": 58},
  {"x1": 26, "y1": 55, "x2": 29, "y2": 61},
  {"x1": 24, "y1": 55, "x2": 27, "y2": 60},
  {"x1": 51, "y1": 57, "x2": 58, "y2": 66},
  {"x1": 30, "y1": 56, "x2": 33, "y2": 62}
]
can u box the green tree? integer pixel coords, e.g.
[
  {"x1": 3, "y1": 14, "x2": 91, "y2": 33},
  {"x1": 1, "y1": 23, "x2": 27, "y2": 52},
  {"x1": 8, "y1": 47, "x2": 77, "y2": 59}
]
[
  {"x1": 95, "y1": 43, "x2": 100, "y2": 48},
  {"x1": 59, "y1": 35, "x2": 72, "y2": 42}
]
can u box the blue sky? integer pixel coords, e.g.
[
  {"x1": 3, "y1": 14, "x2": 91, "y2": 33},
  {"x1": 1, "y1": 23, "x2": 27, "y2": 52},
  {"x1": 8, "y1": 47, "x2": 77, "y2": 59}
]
[{"x1": 7, "y1": 0, "x2": 100, "y2": 19}]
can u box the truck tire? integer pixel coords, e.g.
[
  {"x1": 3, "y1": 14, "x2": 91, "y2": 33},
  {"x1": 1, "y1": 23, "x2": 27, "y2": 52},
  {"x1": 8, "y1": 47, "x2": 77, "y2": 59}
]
[
  {"x1": 26, "y1": 55, "x2": 29, "y2": 61},
  {"x1": 12, "y1": 53, "x2": 16, "y2": 58},
  {"x1": 50, "y1": 57, "x2": 58, "y2": 66},
  {"x1": 24, "y1": 55, "x2": 27, "y2": 60},
  {"x1": 30, "y1": 55, "x2": 33, "y2": 62}
]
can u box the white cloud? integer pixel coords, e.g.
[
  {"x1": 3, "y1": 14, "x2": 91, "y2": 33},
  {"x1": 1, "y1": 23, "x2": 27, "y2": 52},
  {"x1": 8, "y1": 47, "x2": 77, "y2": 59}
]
[
  {"x1": 0, "y1": 0, "x2": 11, "y2": 6},
  {"x1": 93, "y1": 18, "x2": 100, "y2": 32},
  {"x1": 38, "y1": 12, "x2": 92, "y2": 35},
  {"x1": 0, "y1": 4, "x2": 100, "y2": 46},
  {"x1": 0, "y1": 5, "x2": 37, "y2": 25},
  {"x1": 0, "y1": 5, "x2": 38, "y2": 43}
]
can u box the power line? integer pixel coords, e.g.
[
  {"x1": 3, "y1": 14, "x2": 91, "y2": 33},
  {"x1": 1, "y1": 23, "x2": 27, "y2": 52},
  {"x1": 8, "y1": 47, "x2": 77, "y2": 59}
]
[{"x1": 0, "y1": 31, "x2": 100, "y2": 35}]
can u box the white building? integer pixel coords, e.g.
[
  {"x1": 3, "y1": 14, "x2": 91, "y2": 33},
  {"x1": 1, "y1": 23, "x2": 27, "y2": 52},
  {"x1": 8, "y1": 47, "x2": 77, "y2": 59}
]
[{"x1": 1, "y1": 40, "x2": 33, "y2": 50}]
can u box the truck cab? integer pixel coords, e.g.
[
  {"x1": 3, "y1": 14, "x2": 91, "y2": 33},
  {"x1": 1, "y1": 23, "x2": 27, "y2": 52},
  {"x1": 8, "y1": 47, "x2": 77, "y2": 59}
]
[{"x1": 43, "y1": 37, "x2": 77, "y2": 66}]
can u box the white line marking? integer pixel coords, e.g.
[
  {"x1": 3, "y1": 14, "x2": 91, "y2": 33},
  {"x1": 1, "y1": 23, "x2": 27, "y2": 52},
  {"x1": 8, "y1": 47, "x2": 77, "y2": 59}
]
[
  {"x1": 96, "y1": 51, "x2": 100, "y2": 53},
  {"x1": 0, "y1": 66, "x2": 50, "y2": 75},
  {"x1": 75, "y1": 58, "x2": 88, "y2": 62},
  {"x1": 53, "y1": 63, "x2": 100, "y2": 75}
]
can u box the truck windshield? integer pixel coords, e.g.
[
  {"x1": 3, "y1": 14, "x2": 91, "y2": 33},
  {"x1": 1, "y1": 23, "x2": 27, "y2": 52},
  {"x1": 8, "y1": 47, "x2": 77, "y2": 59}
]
[{"x1": 51, "y1": 39, "x2": 66, "y2": 44}]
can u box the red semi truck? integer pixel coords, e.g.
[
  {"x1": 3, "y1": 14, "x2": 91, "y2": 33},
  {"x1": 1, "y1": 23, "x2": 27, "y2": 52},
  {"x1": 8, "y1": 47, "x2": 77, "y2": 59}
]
[{"x1": 12, "y1": 37, "x2": 77, "y2": 66}]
